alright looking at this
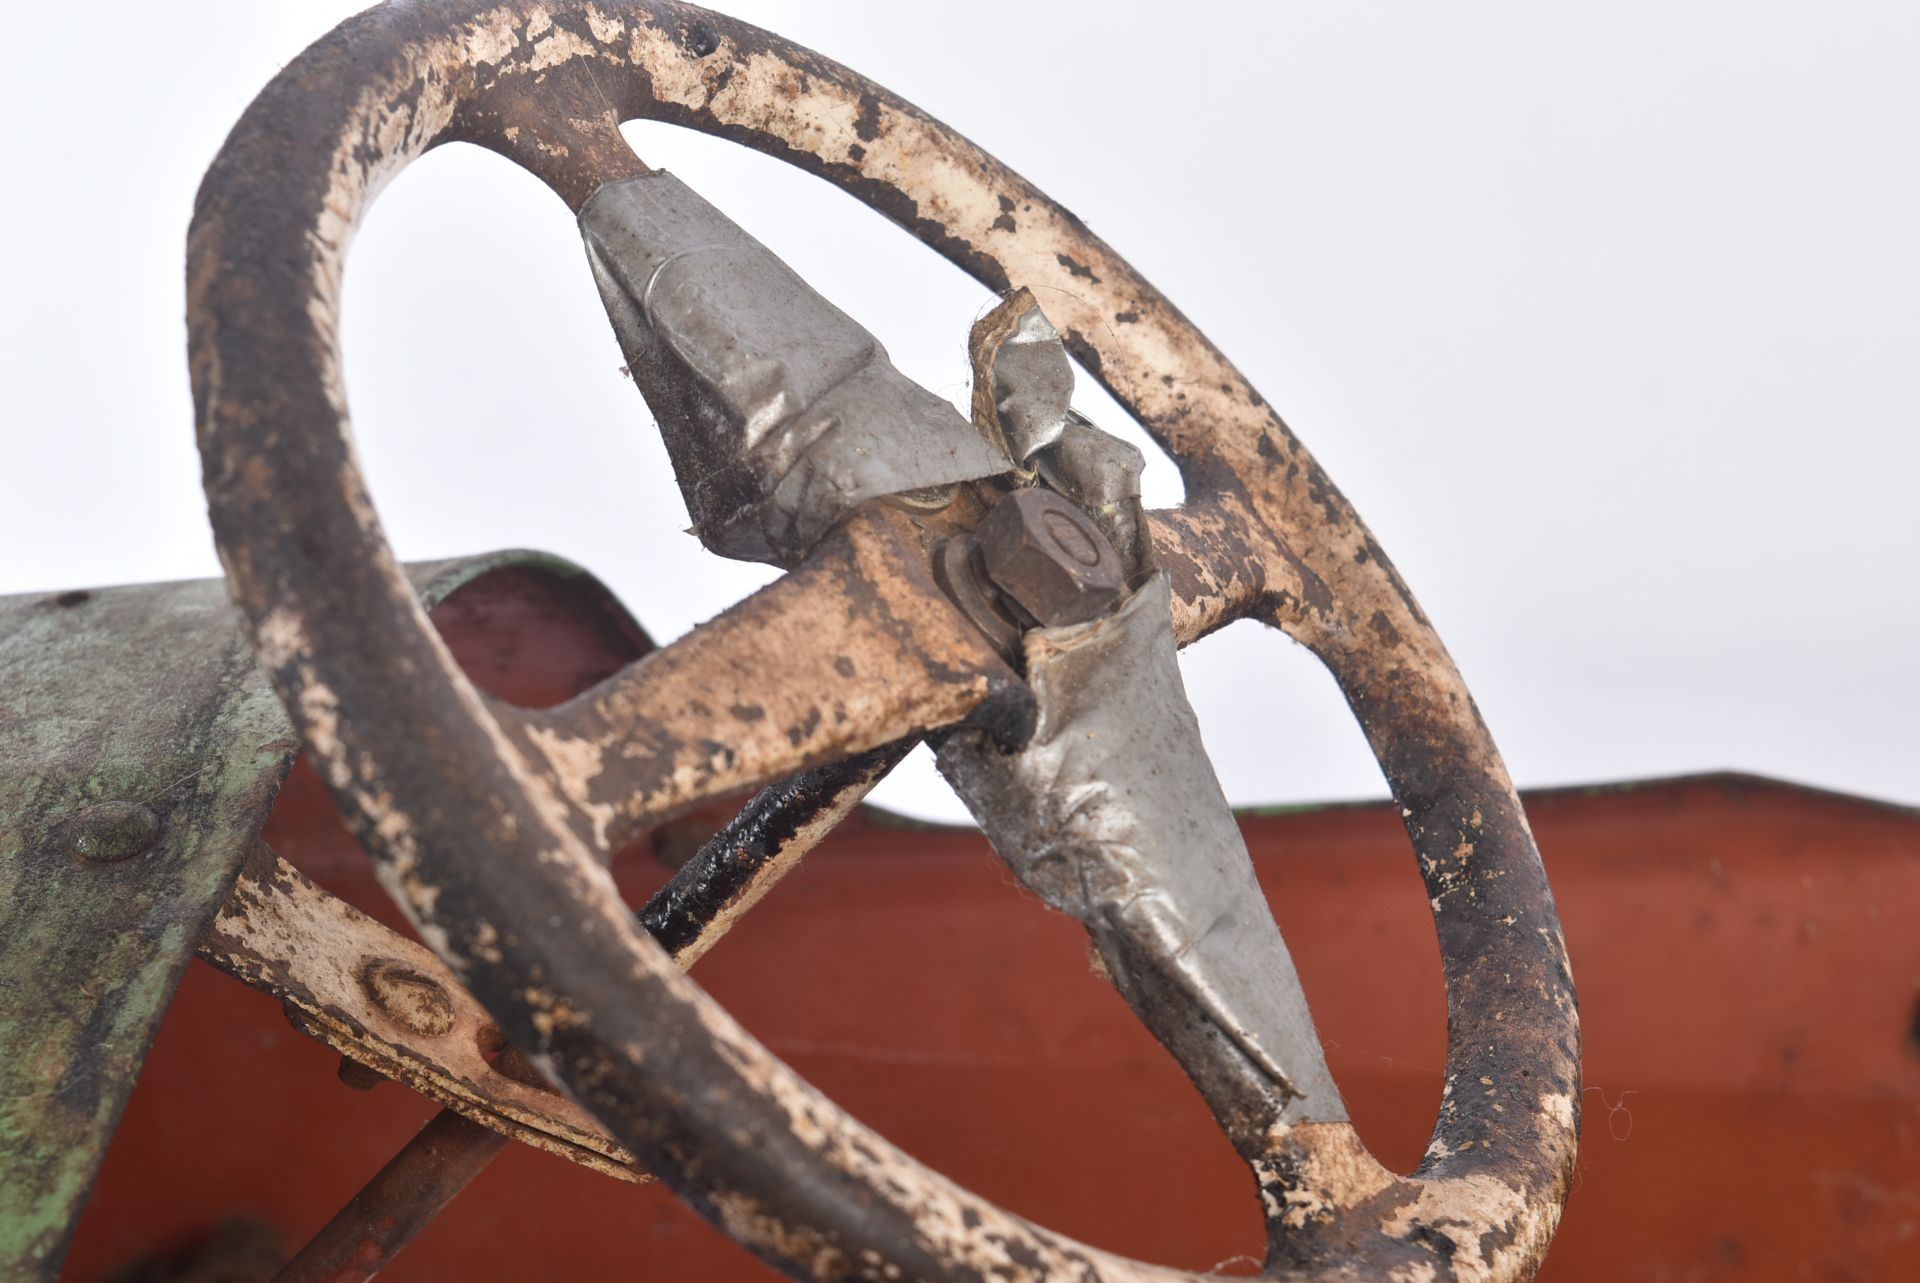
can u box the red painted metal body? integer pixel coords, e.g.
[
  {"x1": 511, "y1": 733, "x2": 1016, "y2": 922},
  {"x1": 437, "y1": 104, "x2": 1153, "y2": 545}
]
[{"x1": 60, "y1": 570, "x2": 1919, "y2": 1282}]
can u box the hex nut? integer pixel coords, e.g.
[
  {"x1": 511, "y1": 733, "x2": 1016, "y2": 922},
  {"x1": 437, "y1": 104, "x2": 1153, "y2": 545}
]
[{"x1": 976, "y1": 488, "x2": 1124, "y2": 627}]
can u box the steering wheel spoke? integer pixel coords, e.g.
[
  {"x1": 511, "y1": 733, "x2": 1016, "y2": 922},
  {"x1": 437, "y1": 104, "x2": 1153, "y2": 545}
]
[
  {"x1": 502, "y1": 503, "x2": 1022, "y2": 855},
  {"x1": 1147, "y1": 491, "x2": 1340, "y2": 647}
]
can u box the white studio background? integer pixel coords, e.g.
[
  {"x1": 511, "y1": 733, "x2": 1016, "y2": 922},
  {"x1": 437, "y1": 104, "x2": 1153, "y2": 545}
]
[{"x1": 2, "y1": 3, "x2": 1914, "y2": 822}]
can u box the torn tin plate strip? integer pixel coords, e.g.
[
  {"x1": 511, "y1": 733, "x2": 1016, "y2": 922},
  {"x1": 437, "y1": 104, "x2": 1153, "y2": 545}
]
[
  {"x1": 581, "y1": 171, "x2": 1012, "y2": 565},
  {"x1": 938, "y1": 574, "x2": 1346, "y2": 1131}
]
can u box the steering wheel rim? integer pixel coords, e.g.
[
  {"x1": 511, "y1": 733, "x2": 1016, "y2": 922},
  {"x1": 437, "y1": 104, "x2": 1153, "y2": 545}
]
[{"x1": 190, "y1": 3, "x2": 1581, "y2": 1280}]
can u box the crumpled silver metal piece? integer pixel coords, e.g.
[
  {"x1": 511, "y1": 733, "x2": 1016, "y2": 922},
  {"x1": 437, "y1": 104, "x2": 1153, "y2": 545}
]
[
  {"x1": 968, "y1": 292, "x2": 1151, "y2": 580},
  {"x1": 581, "y1": 173, "x2": 1011, "y2": 565},
  {"x1": 938, "y1": 575, "x2": 1346, "y2": 1124},
  {"x1": 1036, "y1": 411, "x2": 1150, "y2": 582},
  {"x1": 976, "y1": 300, "x2": 1074, "y2": 462}
]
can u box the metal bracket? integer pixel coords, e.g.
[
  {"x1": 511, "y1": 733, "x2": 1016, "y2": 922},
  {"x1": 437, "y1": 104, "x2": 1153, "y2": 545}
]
[{"x1": 198, "y1": 845, "x2": 643, "y2": 1180}]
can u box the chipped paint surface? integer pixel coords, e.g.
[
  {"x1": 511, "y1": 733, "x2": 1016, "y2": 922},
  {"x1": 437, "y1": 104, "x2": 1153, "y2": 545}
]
[
  {"x1": 189, "y1": 3, "x2": 1579, "y2": 1279},
  {"x1": 500, "y1": 506, "x2": 1020, "y2": 853},
  {"x1": 200, "y1": 845, "x2": 646, "y2": 1180},
  {"x1": 524, "y1": 722, "x2": 619, "y2": 848}
]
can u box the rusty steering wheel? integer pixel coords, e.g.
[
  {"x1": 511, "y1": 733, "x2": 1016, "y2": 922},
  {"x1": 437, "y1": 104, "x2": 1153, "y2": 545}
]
[{"x1": 190, "y1": 2, "x2": 1580, "y2": 1280}]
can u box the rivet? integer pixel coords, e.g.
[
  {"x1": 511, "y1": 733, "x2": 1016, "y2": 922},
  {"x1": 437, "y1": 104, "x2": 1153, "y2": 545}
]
[
  {"x1": 70, "y1": 800, "x2": 162, "y2": 862},
  {"x1": 360, "y1": 959, "x2": 457, "y2": 1039}
]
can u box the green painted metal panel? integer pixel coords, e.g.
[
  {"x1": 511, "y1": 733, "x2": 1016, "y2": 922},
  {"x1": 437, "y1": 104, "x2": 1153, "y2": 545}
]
[{"x1": 0, "y1": 552, "x2": 602, "y2": 1279}]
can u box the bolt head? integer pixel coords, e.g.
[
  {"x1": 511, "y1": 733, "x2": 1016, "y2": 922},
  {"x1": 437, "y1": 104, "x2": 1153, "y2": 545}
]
[
  {"x1": 69, "y1": 800, "x2": 162, "y2": 862},
  {"x1": 976, "y1": 488, "x2": 1124, "y2": 627}
]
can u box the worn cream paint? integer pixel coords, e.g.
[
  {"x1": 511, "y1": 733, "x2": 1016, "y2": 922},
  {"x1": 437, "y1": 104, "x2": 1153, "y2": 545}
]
[
  {"x1": 584, "y1": 5, "x2": 626, "y2": 47},
  {"x1": 225, "y1": 5, "x2": 1577, "y2": 1278},
  {"x1": 201, "y1": 852, "x2": 642, "y2": 1177},
  {"x1": 525, "y1": 723, "x2": 619, "y2": 848}
]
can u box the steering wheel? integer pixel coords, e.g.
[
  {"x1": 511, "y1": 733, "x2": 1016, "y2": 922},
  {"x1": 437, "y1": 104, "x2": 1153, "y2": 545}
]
[{"x1": 189, "y1": 3, "x2": 1580, "y2": 1279}]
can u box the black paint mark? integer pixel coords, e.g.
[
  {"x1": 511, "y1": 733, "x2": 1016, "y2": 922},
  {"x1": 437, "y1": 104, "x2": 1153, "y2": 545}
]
[
  {"x1": 854, "y1": 94, "x2": 883, "y2": 142},
  {"x1": 1055, "y1": 252, "x2": 1100, "y2": 283},
  {"x1": 679, "y1": 21, "x2": 719, "y2": 57}
]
